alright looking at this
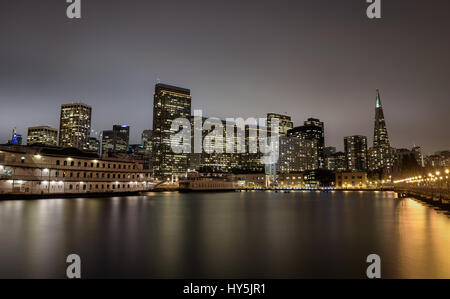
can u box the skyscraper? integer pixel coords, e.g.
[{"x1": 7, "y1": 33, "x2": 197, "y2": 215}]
[
  {"x1": 59, "y1": 103, "x2": 92, "y2": 150},
  {"x1": 27, "y1": 126, "x2": 58, "y2": 146},
  {"x1": 267, "y1": 113, "x2": 293, "y2": 137},
  {"x1": 101, "y1": 125, "x2": 130, "y2": 154},
  {"x1": 371, "y1": 90, "x2": 392, "y2": 172},
  {"x1": 141, "y1": 130, "x2": 153, "y2": 153},
  {"x1": 287, "y1": 118, "x2": 324, "y2": 169},
  {"x1": 112, "y1": 125, "x2": 130, "y2": 153},
  {"x1": 344, "y1": 135, "x2": 368, "y2": 172},
  {"x1": 277, "y1": 136, "x2": 318, "y2": 173},
  {"x1": 152, "y1": 84, "x2": 192, "y2": 179},
  {"x1": 411, "y1": 146, "x2": 424, "y2": 168}
]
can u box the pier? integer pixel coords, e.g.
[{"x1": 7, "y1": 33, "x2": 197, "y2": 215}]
[{"x1": 394, "y1": 186, "x2": 450, "y2": 211}]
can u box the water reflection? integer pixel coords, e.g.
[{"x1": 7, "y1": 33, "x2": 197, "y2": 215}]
[{"x1": 0, "y1": 191, "x2": 449, "y2": 278}]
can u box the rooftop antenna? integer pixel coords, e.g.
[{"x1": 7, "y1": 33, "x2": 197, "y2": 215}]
[{"x1": 156, "y1": 75, "x2": 161, "y2": 84}]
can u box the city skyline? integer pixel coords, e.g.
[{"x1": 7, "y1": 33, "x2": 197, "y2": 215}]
[
  {"x1": 1, "y1": 0, "x2": 449, "y2": 154},
  {"x1": 0, "y1": 87, "x2": 446, "y2": 155}
]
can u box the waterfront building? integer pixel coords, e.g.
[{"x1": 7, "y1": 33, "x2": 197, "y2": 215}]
[
  {"x1": 276, "y1": 173, "x2": 305, "y2": 189},
  {"x1": 335, "y1": 172, "x2": 368, "y2": 189},
  {"x1": 152, "y1": 84, "x2": 192, "y2": 179},
  {"x1": 303, "y1": 169, "x2": 335, "y2": 188},
  {"x1": 344, "y1": 135, "x2": 368, "y2": 172},
  {"x1": 0, "y1": 145, "x2": 152, "y2": 196},
  {"x1": 179, "y1": 172, "x2": 237, "y2": 191},
  {"x1": 27, "y1": 126, "x2": 58, "y2": 146},
  {"x1": 59, "y1": 103, "x2": 92, "y2": 150},
  {"x1": 233, "y1": 173, "x2": 269, "y2": 189},
  {"x1": 371, "y1": 90, "x2": 393, "y2": 172}
]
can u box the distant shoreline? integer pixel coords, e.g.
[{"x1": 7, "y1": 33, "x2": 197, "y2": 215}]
[{"x1": 0, "y1": 188, "x2": 396, "y2": 200}]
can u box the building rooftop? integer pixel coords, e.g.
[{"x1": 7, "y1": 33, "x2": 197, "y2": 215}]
[{"x1": 155, "y1": 83, "x2": 191, "y2": 95}]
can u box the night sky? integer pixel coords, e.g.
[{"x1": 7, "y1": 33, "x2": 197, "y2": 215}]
[{"x1": 0, "y1": 0, "x2": 449, "y2": 154}]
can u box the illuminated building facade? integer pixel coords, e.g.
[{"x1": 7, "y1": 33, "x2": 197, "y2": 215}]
[
  {"x1": 344, "y1": 135, "x2": 368, "y2": 172},
  {"x1": 267, "y1": 113, "x2": 293, "y2": 137},
  {"x1": 371, "y1": 90, "x2": 393, "y2": 172},
  {"x1": 112, "y1": 125, "x2": 130, "y2": 153},
  {"x1": 101, "y1": 125, "x2": 130, "y2": 154},
  {"x1": 288, "y1": 118, "x2": 324, "y2": 168},
  {"x1": 152, "y1": 84, "x2": 192, "y2": 179},
  {"x1": 277, "y1": 136, "x2": 318, "y2": 173},
  {"x1": 101, "y1": 130, "x2": 114, "y2": 154},
  {"x1": 87, "y1": 137, "x2": 100, "y2": 154},
  {"x1": 27, "y1": 126, "x2": 58, "y2": 146},
  {"x1": 0, "y1": 145, "x2": 152, "y2": 196},
  {"x1": 141, "y1": 130, "x2": 153, "y2": 154},
  {"x1": 336, "y1": 172, "x2": 368, "y2": 189},
  {"x1": 59, "y1": 103, "x2": 92, "y2": 150},
  {"x1": 334, "y1": 151, "x2": 347, "y2": 172}
]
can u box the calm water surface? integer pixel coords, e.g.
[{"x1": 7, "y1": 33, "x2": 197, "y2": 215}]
[{"x1": 0, "y1": 191, "x2": 449, "y2": 278}]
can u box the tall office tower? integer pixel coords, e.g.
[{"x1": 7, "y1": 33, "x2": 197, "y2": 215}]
[
  {"x1": 101, "y1": 130, "x2": 114, "y2": 154},
  {"x1": 87, "y1": 137, "x2": 100, "y2": 154},
  {"x1": 112, "y1": 125, "x2": 130, "y2": 152},
  {"x1": 344, "y1": 135, "x2": 368, "y2": 172},
  {"x1": 371, "y1": 90, "x2": 393, "y2": 172},
  {"x1": 267, "y1": 113, "x2": 293, "y2": 137},
  {"x1": 287, "y1": 118, "x2": 324, "y2": 169},
  {"x1": 27, "y1": 126, "x2": 58, "y2": 146},
  {"x1": 59, "y1": 103, "x2": 92, "y2": 150},
  {"x1": 324, "y1": 146, "x2": 337, "y2": 171},
  {"x1": 152, "y1": 84, "x2": 192, "y2": 179},
  {"x1": 101, "y1": 125, "x2": 130, "y2": 154},
  {"x1": 141, "y1": 130, "x2": 153, "y2": 169}
]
